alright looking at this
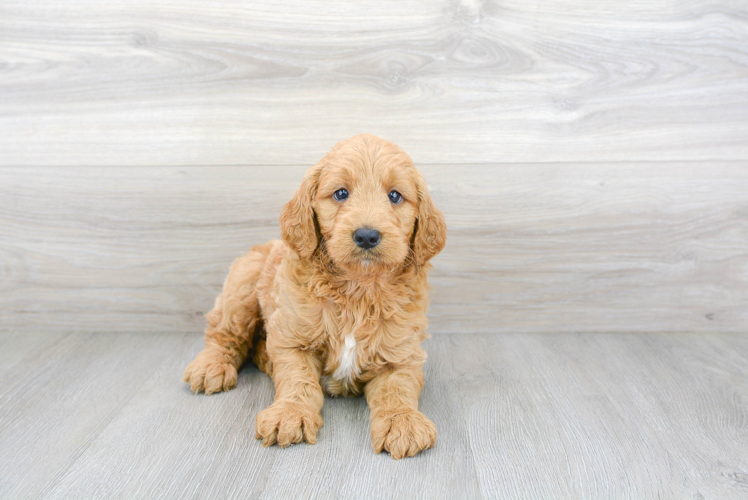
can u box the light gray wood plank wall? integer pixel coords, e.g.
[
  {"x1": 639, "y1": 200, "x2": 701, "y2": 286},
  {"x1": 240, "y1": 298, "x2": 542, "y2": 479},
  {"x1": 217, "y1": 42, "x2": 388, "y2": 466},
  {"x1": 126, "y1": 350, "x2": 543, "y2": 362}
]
[
  {"x1": 0, "y1": 0, "x2": 747, "y2": 166},
  {"x1": 1, "y1": 164, "x2": 747, "y2": 334},
  {"x1": 1, "y1": 0, "x2": 747, "y2": 334}
]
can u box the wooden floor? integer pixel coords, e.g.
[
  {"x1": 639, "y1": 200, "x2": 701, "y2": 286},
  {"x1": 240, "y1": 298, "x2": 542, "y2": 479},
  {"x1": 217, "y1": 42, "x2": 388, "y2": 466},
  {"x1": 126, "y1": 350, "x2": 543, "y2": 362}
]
[{"x1": 0, "y1": 332, "x2": 746, "y2": 499}]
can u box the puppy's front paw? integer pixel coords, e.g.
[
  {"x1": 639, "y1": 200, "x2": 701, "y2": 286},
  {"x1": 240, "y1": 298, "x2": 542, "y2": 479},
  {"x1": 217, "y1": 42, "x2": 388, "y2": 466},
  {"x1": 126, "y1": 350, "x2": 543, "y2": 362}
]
[
  {"x1": 255, "y1": 401, "x2": 323, "y2": 447},
  {"x1": 371, "y1": 410, "x2": 436, "y2": 459},
  {"x1": 183, "y1": 350, "x2": 238, "y2": 395}
]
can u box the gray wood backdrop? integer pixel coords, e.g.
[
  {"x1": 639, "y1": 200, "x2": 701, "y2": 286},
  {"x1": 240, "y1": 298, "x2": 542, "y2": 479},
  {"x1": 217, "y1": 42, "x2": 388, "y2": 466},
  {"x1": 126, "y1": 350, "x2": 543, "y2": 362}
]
[{"x1": 1, "y1": 0, "x2": 747, "y2": 334}]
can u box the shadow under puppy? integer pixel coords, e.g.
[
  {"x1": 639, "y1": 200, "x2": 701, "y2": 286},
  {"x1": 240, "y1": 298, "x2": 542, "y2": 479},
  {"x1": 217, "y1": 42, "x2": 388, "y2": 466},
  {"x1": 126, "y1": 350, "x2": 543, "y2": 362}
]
[{"x1": 184, "y1": 134, "x2": 446, "y2": 459}]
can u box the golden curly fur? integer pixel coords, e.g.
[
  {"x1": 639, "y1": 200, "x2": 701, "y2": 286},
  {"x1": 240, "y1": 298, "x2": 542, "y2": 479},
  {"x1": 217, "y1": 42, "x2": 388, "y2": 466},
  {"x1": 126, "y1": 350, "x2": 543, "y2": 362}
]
[{"x1": 183, "y1": 134, "x2": 447, "y2": 459}]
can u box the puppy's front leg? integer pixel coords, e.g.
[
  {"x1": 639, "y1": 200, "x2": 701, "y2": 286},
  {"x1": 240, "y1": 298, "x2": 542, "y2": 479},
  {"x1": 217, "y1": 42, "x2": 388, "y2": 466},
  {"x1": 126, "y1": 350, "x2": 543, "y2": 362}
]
[
  {"x1": 255, "y1": 347, "x2": 324, "y2": 447},
  {"x1": 183, "y1": 306, "x2": 254, "y2": 395},
  {"x1": 366, "y1": 366, "x2": 436, "y2": 459}
]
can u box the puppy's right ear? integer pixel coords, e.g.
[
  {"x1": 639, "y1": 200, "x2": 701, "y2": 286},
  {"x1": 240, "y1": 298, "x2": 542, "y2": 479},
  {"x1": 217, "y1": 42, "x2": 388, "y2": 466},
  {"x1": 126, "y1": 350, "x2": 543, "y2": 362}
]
[{"x1": 280, "y1": 165, "x2": 322, "y2": 259}]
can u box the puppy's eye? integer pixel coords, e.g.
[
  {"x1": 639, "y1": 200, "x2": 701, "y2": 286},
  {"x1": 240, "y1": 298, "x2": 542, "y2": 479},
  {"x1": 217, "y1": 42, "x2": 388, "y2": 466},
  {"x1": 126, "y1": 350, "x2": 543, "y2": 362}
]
[
  {"x1": 388, "y1": 190, "x2": 403, "y2": 204},
  {"x1": 333, "y1": 188, "x2": 349, "y2": 201}
]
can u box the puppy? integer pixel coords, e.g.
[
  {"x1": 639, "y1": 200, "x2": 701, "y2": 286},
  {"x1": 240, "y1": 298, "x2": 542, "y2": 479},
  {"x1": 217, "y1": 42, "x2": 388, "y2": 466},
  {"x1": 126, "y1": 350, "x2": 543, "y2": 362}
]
[{"x1": 183, "y1": 134, "x2": 446, "y2": 459}]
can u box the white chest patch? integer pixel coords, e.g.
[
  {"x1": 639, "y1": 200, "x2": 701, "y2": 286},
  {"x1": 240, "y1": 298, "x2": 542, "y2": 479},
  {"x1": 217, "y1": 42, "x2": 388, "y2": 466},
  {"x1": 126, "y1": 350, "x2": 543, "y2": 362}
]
[{"x1": 332, "y1": 334, "x2": 360, "y2": 383}]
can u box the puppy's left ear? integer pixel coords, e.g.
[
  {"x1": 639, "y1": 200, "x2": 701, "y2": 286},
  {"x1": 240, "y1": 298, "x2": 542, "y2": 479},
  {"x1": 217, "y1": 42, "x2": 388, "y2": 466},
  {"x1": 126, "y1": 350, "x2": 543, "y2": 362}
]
[
  {"x1": 280, "y1": 165, "x2": 322, "y2": 259},
  {"x1": 412, "y1": 172, "x2": 447, "y2": 266}
]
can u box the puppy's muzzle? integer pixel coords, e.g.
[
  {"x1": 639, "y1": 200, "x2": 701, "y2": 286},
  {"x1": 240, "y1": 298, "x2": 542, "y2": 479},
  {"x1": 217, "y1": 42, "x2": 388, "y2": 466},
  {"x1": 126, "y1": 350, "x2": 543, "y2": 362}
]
[{"x1": 353, "y1": 228, "x2": 381, "y2": 250}]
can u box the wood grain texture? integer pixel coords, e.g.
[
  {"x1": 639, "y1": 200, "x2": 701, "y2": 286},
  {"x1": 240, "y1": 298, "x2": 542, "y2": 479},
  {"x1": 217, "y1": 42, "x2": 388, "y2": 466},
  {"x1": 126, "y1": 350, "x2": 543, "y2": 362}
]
[
  {"x1": 1, "y1": 164, "x2": 746, "y2": 334},
  {"x1": 0, "y1": 331, "x2": 194, "y2": 499},
  {"x1": 0, "y1": 0, "x2": 747, "y2": 166},
  {"x1": 448, "y1": 332, "x2": 748, "y2": 499},
  {"x1": 1, "y1": 332, "x2": 746, "y2": 499}
]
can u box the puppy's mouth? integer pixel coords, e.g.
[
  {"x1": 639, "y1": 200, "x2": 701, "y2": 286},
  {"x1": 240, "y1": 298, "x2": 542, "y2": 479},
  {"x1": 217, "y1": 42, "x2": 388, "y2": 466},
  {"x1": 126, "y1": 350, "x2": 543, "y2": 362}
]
[
  {"x1": 348, "y1": 246, "x2": 392, "y2": 268},
  {"x1": 353, "y1": 248, "x2": 381, "y2": 264}
]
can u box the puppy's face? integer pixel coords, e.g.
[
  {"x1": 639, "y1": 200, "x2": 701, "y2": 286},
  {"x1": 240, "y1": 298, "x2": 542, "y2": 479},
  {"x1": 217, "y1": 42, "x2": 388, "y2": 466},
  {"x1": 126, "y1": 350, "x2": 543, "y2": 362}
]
[
  {"x1": 281, "y1": 135, "x2": 446, "y2": 273},
  {"x1": 314, "y1": 153, "x2": 418, "y2": 271}
]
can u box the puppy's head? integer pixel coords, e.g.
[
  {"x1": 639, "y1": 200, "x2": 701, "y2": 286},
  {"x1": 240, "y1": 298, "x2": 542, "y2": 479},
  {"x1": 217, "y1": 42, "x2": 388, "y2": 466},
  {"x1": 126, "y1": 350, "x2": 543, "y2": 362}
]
[{"x1": 280, "y1": 134, "x2": 446, "y2": 273}]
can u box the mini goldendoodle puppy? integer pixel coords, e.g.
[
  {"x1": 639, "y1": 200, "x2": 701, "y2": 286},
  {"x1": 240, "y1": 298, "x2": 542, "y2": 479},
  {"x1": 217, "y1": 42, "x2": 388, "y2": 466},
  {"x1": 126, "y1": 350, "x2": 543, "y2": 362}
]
[{"x1": 183, "y1": 134, "x2": 446, "y2": 459}]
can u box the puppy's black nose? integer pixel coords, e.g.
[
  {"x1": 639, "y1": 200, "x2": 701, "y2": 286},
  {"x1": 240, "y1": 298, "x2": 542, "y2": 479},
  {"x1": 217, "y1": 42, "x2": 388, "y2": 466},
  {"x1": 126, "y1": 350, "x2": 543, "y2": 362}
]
[{"x1": 353, "y1": 228, "x2": 381, "y2": 250}]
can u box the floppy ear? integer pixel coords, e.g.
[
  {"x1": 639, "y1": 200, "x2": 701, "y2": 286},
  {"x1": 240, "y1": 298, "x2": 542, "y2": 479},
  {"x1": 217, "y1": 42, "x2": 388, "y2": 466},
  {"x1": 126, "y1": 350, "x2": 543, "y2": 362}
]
[
  {"x1": 412, "y1": 172, "x2": 447, "y2": 265},
  {"x1": 280, "y1": 165, "x2": 322, "y2": 259}
]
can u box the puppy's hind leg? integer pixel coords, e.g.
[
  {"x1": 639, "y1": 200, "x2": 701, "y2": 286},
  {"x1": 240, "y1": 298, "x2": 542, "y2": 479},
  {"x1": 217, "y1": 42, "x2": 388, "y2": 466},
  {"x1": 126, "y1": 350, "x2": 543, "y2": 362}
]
[{"x1": 184, "y1": 243, "x2": 271, "y2": 395}]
